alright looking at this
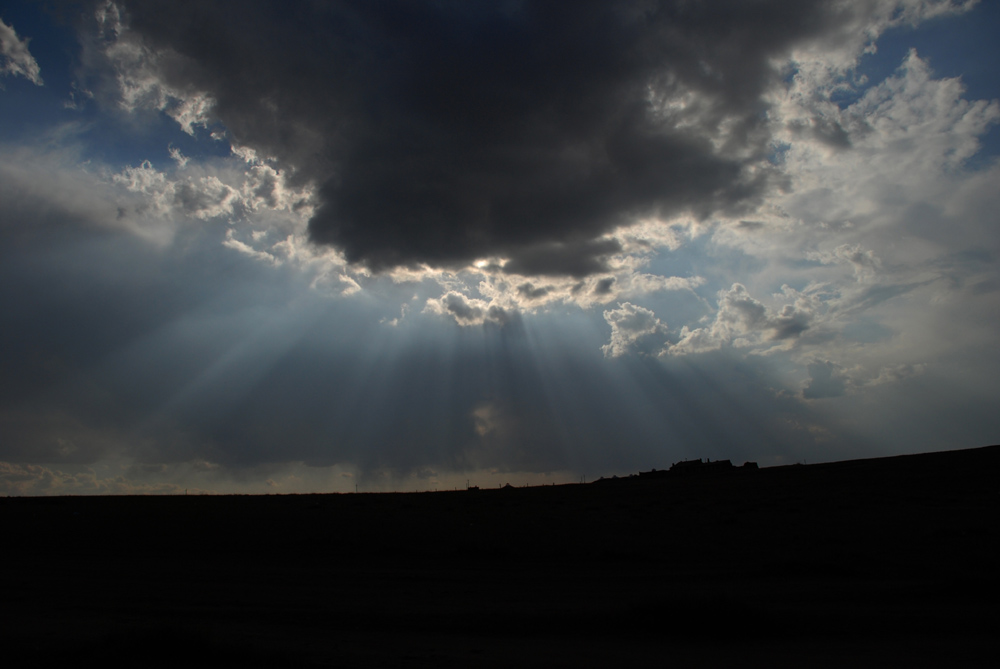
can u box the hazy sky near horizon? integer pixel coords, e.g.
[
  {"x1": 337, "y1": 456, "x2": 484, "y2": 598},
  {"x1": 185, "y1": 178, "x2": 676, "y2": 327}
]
[{"x1": 2, "y1": 0, "x2": 999, "y2": 495}]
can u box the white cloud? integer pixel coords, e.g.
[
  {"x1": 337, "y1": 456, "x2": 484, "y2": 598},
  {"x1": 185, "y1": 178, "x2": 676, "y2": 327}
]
[
  {"x1": 222, "y1": 229, "x2": 279, "y2": 265},
  {"x1": 602, "y1": 302, "x2": 667, "y2": 358},
  {"x1": 112, "y1": 160, "x2": 240, "y2": 219},
  {"x1": 826, "y1": 61, "x2": 998, "y2": 217},
  {"x1": 425, "y1": 291, "x2": 512, "y2": 327},
  {"x1": 611, "y1": 217, "x2": 688, "y2": 253},
  {"x1": 666, "y1": 283, "x2": 820, "y2": 356},
  {"x1": 93, "y1": 1, "x2": 214, "y2": 134},
  {"x1": 0, "y1": 18, "x2": 42, "y2": 86},
  {"x1": 109, "y1": 152, "x2": 315, "y2": 237},
  {"x1": 392, "y1": 242, "x2": 704, "y2": 329},
  {"x1": 772, "y1": 51, "x2": 1000, "y2": 246},
  {"x1": 786, "y1": 1, "x2": 978, "y2": 86},
  {"x1": 662, "y1": 36, "x2": 1000, "y2": 397},
  {"x1": 0, "y1": 144, "x2": 179, "y2": 244}
]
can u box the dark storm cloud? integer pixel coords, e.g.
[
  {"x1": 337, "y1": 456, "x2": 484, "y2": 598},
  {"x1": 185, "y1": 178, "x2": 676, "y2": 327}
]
[
  {"x1": 501, "y1": 239, "x2": 622, "y2": 278},
  {"x1": 104, "y1": 0, "x2": 865, "y2": 275}
]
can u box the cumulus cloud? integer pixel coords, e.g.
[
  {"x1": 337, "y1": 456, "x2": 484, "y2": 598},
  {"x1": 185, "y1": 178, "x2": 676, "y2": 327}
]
[
  {"x1": 425, "y1": 291, "x2": 512, "y2": 327},
  {"x1": 1, "y1": 17, "x2": 42, "y2": 86},
  {"x1": 602, "y1": 302, "x2": 668, "y2": 358},
  {"x1": 666, "y1": 283, "x2": 816, "y2": 356},
  {"x1": 110, "y1": 141, "x2": 314, "y2": 222},
  {"x1": 113, "y1": 160, "x2": 239, "y2": 220}
]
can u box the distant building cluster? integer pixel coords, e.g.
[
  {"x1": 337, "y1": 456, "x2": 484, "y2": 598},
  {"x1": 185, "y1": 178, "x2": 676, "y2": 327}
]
[{"x1": 594, "y1": 458, "x2": 758, "y2": 484}]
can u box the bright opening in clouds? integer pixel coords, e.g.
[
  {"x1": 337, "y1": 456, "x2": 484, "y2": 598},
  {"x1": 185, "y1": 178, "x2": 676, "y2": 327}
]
[{"x1": 2, "y1": 0, "x2": 999, "y2": 495}]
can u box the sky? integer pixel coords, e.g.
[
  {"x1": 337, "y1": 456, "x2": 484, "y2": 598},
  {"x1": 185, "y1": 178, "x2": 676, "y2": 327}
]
[{"x1": 2, "y1": 0, "x2": 999, "y2": 495}]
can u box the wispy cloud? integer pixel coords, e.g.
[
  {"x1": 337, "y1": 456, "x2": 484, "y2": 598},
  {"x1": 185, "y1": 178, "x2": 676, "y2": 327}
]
[{"x1": 1, "y1": 18, "x2": 43, "y2": 86}]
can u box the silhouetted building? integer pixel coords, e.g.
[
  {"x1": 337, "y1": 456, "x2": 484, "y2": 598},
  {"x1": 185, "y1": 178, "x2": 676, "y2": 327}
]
[{"x1": 669, "y1": 458, "x2": 734, "y2": 475}]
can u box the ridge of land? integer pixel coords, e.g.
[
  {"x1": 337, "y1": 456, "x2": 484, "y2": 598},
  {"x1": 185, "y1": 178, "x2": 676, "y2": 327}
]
[{"x1": 4, "y1": 445, "x2": 998, "y2": 667}]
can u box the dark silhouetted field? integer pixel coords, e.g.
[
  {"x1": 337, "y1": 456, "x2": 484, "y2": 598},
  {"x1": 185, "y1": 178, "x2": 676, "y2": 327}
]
[{"x1": 3, "y1": 446, "x2": 998, "y2": 666}]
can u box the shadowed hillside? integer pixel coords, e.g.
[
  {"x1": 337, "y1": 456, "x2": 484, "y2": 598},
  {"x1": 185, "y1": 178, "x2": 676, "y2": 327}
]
[{"x1": 3, "y1": 446, "x2": 998, "y2": 667}]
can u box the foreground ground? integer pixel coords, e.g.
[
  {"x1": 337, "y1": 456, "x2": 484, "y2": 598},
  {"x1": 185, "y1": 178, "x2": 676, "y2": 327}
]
[{"x1": 3, "y1": 446, "x2": 998, "y2": 667}]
